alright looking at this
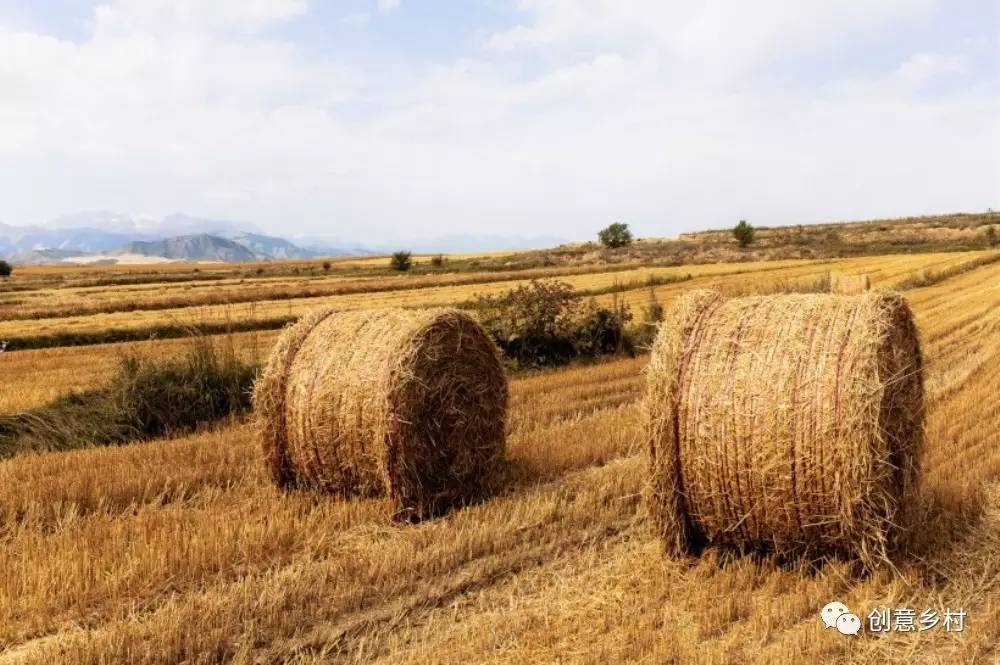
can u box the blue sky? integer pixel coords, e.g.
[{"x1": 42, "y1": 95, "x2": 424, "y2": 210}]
[{"x1": 0, "y1": 1, "x2": 997, "y2": 242}]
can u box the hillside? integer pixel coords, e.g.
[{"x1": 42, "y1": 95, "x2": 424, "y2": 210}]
[{"x1": 120, "y1": 234, "x2": 260, "y2": 262}]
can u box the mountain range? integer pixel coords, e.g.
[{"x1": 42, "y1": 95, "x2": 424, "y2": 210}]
[
  {"x1": 0, "y1": 213, "x2": 362, "y2": 264},
  {"x1": 0, "y1": 211, "x2": 568, "y2": 264}
]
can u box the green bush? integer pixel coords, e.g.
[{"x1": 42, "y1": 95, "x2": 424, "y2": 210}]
[
  {"x1": 474, "y1": 279, "x2": 634, "y2": 368},
  {"x1": 598, "y1": 222, "x2": 633, "y2": 249},
  {"x1": 571, "y1": 296, "x2": 633, "y2": 358},
  {"x1": 733, "y1": 219, "x2": 755, "y2": 248},
  {"x1": 631, "y1": 288, "x2": 664, "y2": 348},
  {"x1": 0, "y1": 260, "x2": 12, "y2": 277},
  {"x1": 0, "y1": 334, "x2": 256, "y2": 457},
  {"x1": 391, "y1": 251, "x2": 413, "y2": 271}
]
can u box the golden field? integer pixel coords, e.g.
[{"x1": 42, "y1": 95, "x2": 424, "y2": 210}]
[{"x1": 1, "y1": 248, "x2": 999, "y2": 664}]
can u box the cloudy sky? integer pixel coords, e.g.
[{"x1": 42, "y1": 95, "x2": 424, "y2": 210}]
[{"x1": 0, "y1": 0, "x2": 997, "y2": 242}]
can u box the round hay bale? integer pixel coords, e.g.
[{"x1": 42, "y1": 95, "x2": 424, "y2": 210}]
[
  {"x1": 830, "y1": 271, "x2": 872, "y2": 295},
  {"x1": 254, "y1": 308, "x2": 508, "y2": 520},
  {"x1": 644, "y1": 289, "x2": 924, "y2": 566}
]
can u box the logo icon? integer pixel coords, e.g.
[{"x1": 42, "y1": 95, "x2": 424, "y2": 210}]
[
  {"x1": 821, "y1": 601, "x2": 849, "y2": 629},
  {"x1": 836, "y1": 613, "x2": 862, "y2": 635}
]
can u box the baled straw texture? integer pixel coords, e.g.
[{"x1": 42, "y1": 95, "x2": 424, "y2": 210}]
[
  {"x1": 254, "y1": 308, "x2": 508, "y2": 520},
  {"x1": 644, "y1": 290, "x2": 924, "y2": 566},
  {"x1": 830, "y1": 271, "x2": 872, "y2": 295}
]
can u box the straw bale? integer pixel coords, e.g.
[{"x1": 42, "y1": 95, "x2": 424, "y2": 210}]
[
  {"x1": 644, "y1": 290, "x2": 924, "y2": 565},
  {"x1": 254, "y1": 308, "x2": 508, "y2": 520}
]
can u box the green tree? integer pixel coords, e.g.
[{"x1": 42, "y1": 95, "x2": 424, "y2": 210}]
[
  {"x1": 0, "y1": 260, "x2": 11, "y2": 277},
  {"x1": 733, "y1": 219, "x2": 755, "y2": 248},
  {"x1": 390, "y1": 251, "x2": 413, "y2": 271},
  {"x1": 597, "y1": 222, "x2": 633, "y2": 249}
]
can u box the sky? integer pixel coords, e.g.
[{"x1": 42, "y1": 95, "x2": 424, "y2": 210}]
[{"x1": 0, "y1": 0, "x2": 997, "y2": 243}]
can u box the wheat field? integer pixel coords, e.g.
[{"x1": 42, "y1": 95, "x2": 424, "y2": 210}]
[{"x1": 1, "y1": 250, "x2": 998, "y2": 663}]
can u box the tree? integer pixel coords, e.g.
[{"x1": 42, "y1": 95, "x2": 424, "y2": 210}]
[
  {"x1": 322, "y1": 261, "x2": 331, "y2": 273},
  {"x1": 390, "y1": 251, "x2": 412, "y2": 271},
  {"x1": 597, "y1": 222, "x2": 633, "y2": 249},
  {"x1": 733, "y1": 219, "x2": 755, "y2": 248},
  {"x1": 0, "y1": 260, "x2": 11, "y2": 277}
]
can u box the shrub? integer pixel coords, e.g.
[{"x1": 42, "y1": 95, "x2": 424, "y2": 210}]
[
  {"x1": 0, "y1": 260, "x2": 11, "y2": 277},
  {"x1": 733, "y1": 219, "x2": 755, "y2": 248},
  {"x1": 0, "y1": 333, "x2": 257, "y2": 457},
  {"x1": 322, "y1": 261, "x2": 332, "y2": 272},
  {"x1": 631, "y1": 288, "x2": 665, "y2": 348},
  {"x1": 391, "y1": 251, "x2": 413, "y2": 271},
  {"x1": 431, "y1": 254, "x2": 445, "y2": 267},
  {"x1": 474, "y1": 280, "x2": 577, "y2": 367},
  {"x1": 987, "y1": 226, "x2": 998, "y2": 247},
  {"x1": 474, "y1": 279, "x2": 634, "y2": 368},
  {"x1": 571, "y1": 295, "x2": 633, "y2": 358},
  {"x1": 598, "y1": 222, "x2": 633, "y2": 249}
]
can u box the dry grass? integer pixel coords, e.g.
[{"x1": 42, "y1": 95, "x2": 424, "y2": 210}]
[
  {"x1": 254, "y1": 308, "x2": 507, "y2": 519},
  {"x1": 644, "y1": 290, "x2": 924, "y2": 567},
  {"x1": 0, "y1": 259, "x2": 818, "y2": 343},
  {"x1": 0, "y1": 252, "x2": 998, "y2": 663},
  {"x1": 830, "y1": 271, "x2": 872, "y2": 294}
]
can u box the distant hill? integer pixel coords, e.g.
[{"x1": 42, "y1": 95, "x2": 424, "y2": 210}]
[
  {"x1": 221, "y1": 231, "x2": 325, "y2": 259},
  {"x1": 0, "y1": 212, "x2": 368, "y2": 264},
  {"x1": 120, "y1": 234, "x2": 261, "y2": 262},
  {"x1": 3, "y1": 247, "x2": 81, "y2": 264},
  {"x1": 0, "y1": 221, "x2": 141, "y2": 255}
]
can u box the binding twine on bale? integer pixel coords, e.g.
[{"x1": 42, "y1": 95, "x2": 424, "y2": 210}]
[
  {"x1": 644, "y1": 290, "x2": 924, "y2": 567},
  {"x1": 254, "y1": 308, "x2": 508, "y2": 520}
]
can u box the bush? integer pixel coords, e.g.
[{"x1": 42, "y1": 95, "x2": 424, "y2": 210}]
[
  {"x1": 474, "y1": 280, "x2": 577, "y2": 367},
  {"x1": 474, "y1": 279, "x2": 633, "y2": 368},
  {"x1": 987, "y1": 226, "x2": 998, "y2": 247},
  {"x1": 431, "y1": 254, "x2": 445, "y2": 267},
  {"x1": 322, "y1": 261, "x2": 332, "y2": 272},
  {"x1": 0, "y1": 333, "x2": 257, "y2": 457},
  {"x1": 598, "y1": 222, "x2": 633, "y2": 249},
  {"x1": 391, "y1": 251, "x2": 413, "y2": 271},
  {"x1": 0, "y1": 260, "x2": 12, "y2": 277},
  {"x1": 571, "y1": 296, "x2": 633, "y2": 358},
  {"x1": 733, "y1": 219, "x2": 755, "y2": 248},
  {"x1": 631, "y1": 288, "x2": 664, "y2": 348}
]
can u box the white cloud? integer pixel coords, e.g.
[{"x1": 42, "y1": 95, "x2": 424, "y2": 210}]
[
  {"x1": 0, "y1": 0, "x2": 996, "y2": 240},
  {"x1": 92, "y1": 0, "x2": 309, "y2": 34},
  {"x1": 488, "y1": 0, "x2": 938, "y2": 76},
  {"x1": 376, "y1": 0, "x2": 401, "y2": 14},
  {"x1": 895, "y1": 52, "x2": 969, "y2": 87}
]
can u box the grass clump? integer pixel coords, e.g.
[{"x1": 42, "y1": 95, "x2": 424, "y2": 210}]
[{"x1": 0, "y1": 334, "x2": 257, "y2": 457}]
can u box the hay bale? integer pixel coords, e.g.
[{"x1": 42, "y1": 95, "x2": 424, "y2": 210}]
[
  {"x1": 254, "y1": 308, "x2": 508, "y2": 520},
  {"x1": 830, "y1": 271, "x2": 871, "y2": 295},
  {"x1": 644, "y1": 290, "x2": 924, "y2": 566}
]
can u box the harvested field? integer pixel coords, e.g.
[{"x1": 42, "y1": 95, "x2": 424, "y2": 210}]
[{"x1": 0, "y1": 250, "x2": 998, "y2": 663}]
